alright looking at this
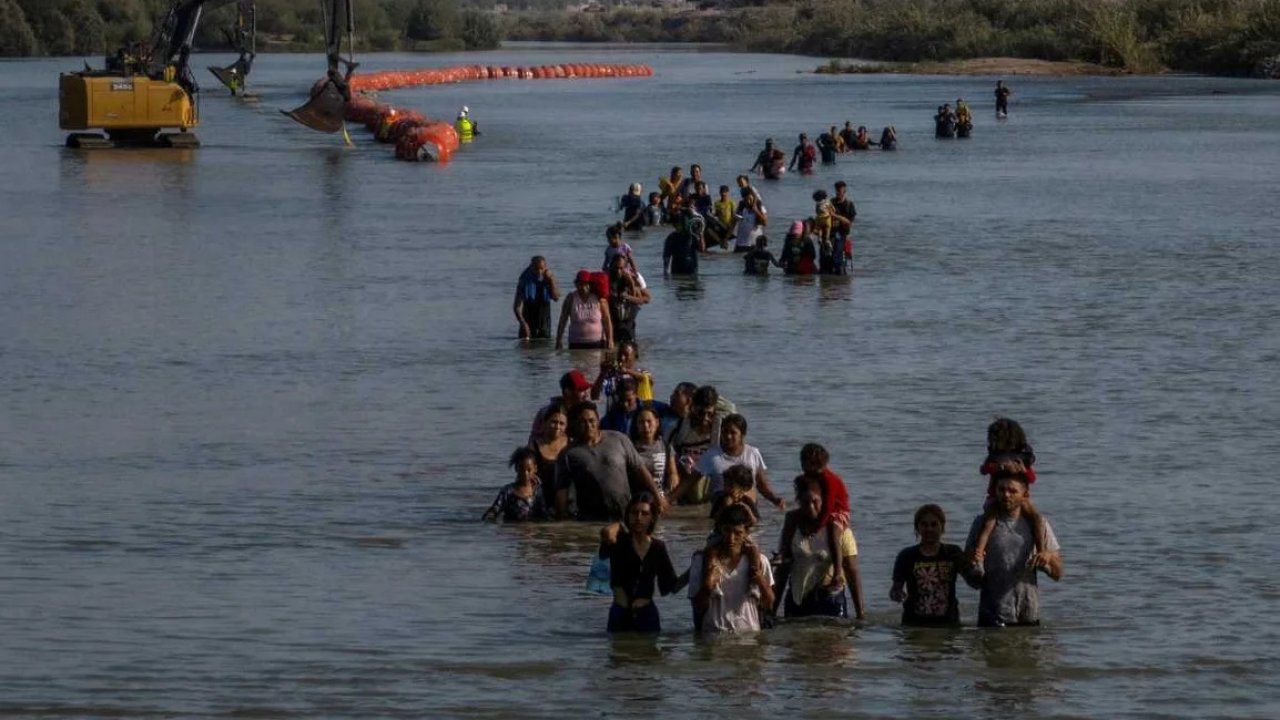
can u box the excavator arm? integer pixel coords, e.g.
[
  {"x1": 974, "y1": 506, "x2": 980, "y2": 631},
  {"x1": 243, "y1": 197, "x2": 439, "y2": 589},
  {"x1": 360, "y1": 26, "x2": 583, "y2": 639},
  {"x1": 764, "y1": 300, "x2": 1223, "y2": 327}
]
[
  {"x1": 283, "y1": 0, "x2": 358, "y2": 133},
  {"x1": 208, "y1": 1, "x2": 256, "y2": 95}
]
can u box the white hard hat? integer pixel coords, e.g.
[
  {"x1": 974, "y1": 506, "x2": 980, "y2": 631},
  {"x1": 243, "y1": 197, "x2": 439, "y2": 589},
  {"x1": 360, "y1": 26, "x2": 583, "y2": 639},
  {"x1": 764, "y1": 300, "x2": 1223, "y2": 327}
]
[{"x1": 460, "y1": 105, "x2": 469, "y2": 115}]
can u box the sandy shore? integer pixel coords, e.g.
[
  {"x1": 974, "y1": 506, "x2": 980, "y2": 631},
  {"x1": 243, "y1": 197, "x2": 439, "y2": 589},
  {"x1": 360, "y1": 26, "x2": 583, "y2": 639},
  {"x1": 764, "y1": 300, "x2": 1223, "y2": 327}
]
[{"x1": 817, "y1": 57, "x2": 1130, "y2": 76}]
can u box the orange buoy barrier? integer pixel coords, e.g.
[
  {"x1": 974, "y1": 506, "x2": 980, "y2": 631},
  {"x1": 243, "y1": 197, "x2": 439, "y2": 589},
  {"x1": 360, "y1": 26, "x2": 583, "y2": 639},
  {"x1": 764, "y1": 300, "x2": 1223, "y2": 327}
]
[
  {"x1": 347, "y1": 62, "x2": 653, "y2": 93},
  {"x1": 332, "y1": 62, "x2": 652, "y2": 162}
]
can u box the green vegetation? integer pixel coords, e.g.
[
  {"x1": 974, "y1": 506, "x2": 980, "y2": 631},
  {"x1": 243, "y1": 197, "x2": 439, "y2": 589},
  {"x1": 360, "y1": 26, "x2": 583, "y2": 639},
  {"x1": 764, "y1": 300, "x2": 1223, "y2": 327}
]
[
  {"x1": 0, "y1": 0, "x2": 501, "y2": 57},
  {"x1": 0, "y1": 0, "x2": 1275, "y2": 78}
]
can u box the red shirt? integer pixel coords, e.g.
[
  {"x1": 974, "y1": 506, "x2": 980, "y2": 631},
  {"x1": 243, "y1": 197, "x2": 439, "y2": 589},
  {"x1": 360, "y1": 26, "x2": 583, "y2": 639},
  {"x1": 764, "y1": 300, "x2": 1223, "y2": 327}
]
[{"x1": 818, "y1": 468, "x2": 850, "y2": 525}]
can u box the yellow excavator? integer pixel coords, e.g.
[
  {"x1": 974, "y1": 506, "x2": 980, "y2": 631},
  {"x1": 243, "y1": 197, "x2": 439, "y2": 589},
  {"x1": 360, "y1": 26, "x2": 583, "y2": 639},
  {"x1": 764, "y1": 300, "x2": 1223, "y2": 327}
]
[{"x1": 59, "y1": 0, "x2": 354, "y2": 148}]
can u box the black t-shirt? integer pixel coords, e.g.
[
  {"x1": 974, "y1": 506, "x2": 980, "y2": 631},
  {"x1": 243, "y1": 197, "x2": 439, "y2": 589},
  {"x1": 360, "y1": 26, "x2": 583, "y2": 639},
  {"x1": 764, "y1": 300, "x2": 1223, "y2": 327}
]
[
  {"x1": 832, "y1": 197, "x2": 856, "y2": 226},
  {"x1": 743, "y1": 249, "x2": 777, "y2": 275},
  {"x1": 600, "y1": 532, "x2": 679, "y2": 601},
  {"x1": 892, "y1": 544, "x2": 965, "y2": 626},
  {"x1": 663, "y1": 231, "x2": 699, "y2": 275},
  {"x1": 620, "y1": 194, "x2": 645, "y2": 226}
]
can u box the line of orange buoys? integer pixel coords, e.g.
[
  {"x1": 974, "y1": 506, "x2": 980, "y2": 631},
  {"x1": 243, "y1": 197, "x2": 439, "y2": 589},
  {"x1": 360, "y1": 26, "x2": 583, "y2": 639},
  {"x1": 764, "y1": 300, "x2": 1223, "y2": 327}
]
[
  {"x1": 348, "y1": 62, "x2": 654, "y2": 93},
  {"x1": 339, "y1": 63, "x2": 654, "y2": 163}
]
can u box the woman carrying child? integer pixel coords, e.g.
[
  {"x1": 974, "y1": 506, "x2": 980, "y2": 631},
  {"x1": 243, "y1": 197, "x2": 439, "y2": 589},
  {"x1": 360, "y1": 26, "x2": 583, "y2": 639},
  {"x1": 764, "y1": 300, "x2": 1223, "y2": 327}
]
[
  {"x1": 890, "y1": 504, "x2": 965, "y2": 626},
  {"x1": 598, "y1": 493, "x2": 684, "y2": 633},
  {"x1": 482, "y1": 447, "x2": 551, "y2": 522},
  {"x1": 776, "y1": 474, "x2": 865, "y2": 619}
]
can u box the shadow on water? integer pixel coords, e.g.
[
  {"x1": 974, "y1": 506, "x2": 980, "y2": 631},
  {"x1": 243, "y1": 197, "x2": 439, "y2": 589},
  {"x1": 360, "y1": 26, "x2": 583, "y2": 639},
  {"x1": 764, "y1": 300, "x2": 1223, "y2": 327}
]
[{"x1": 969, "y1": 627, "x2": 1065, "y2": 715}]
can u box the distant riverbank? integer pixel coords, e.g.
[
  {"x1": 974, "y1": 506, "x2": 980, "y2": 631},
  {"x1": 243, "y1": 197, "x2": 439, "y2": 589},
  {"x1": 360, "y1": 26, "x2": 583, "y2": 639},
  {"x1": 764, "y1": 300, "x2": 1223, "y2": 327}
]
[
  {"x1": 816, "y1": 57, "x2": 1129, "y2": 77},
  {"x1": 3, "y1": 0, "x2": 1276, "y2": 78}
]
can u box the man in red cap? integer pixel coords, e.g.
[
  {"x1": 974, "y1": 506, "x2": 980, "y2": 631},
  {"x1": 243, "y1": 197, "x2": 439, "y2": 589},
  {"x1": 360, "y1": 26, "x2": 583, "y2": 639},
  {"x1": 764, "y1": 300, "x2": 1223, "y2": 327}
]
[{"x1": 528, "y1": 369, "x2": 595, "y2": 444}]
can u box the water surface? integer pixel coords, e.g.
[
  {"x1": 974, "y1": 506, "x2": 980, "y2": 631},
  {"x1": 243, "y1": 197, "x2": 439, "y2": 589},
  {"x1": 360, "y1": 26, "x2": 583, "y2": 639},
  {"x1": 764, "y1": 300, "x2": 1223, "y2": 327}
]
[{"x1": 1, "y1": 49, "x2": 1278, "y2": 719}]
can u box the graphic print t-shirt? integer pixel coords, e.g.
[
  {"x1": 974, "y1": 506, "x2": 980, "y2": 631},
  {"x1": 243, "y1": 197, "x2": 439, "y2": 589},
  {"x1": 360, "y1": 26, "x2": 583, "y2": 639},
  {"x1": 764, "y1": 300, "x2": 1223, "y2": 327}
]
[{"x1": 892, "y1": 544, "x2": 965, "y2": 625}]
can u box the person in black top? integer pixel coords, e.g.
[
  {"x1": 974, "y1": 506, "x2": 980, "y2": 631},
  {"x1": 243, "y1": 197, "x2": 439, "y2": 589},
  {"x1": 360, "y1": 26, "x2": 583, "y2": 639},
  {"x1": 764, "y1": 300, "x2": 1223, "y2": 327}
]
[
  {"x1": 743, "y1": 235, "x2": 780, "y2": 276},
  {"x1": 620, "y1": 182, "x2": 646, "y2": 230},
  {"x1": 599, "y1": 493, "x2": 685, "y2": 632},
  {"x1": 890, "y1": 504, "x2": 965, "y2": 626},
  {"x1": 995, "y1": 80, "x2": 1012, "y2": 117},
  {"x1": 662, "y1": 211, "x2": 701, "y2": 276}
]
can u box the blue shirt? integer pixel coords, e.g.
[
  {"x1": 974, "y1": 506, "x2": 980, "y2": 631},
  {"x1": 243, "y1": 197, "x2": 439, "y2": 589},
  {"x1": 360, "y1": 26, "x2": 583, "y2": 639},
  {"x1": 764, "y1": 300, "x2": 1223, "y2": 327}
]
[{"x1": 516, "y1": 268, "x2": 554, "y2": 303}]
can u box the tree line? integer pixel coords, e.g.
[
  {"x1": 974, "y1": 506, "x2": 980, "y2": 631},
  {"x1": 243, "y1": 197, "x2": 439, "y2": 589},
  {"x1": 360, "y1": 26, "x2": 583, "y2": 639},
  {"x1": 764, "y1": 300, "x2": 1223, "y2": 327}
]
[
  {"x1": 1, "y1": 0, "x2": 1276, "y2": 77},
  {"x1": 0, "y1": 0, "x2": 501, "y2": 57}
]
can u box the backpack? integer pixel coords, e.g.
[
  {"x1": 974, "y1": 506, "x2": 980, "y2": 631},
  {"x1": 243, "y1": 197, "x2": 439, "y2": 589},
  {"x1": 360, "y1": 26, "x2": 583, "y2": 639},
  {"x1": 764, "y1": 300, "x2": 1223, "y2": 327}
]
[{"x1": 588, "y1": 271, "x2": 610, "y2": 300}]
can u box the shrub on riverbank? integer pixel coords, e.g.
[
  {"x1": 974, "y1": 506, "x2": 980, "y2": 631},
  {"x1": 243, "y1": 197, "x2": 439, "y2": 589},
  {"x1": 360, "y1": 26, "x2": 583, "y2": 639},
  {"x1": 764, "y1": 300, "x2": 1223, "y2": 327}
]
[{"x1": 762, "y1": 0, "x2": 1279, "y2": 76}]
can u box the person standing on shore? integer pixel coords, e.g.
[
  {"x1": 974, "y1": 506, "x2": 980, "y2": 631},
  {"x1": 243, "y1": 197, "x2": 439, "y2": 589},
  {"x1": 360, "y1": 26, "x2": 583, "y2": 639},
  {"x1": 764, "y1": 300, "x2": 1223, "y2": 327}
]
[
  {"x1": 995, "y1": 80, "x2": 1012, "y2": 118},
  {"x1": 514, "y1": 256, "x2": 560, "y2": 340}
]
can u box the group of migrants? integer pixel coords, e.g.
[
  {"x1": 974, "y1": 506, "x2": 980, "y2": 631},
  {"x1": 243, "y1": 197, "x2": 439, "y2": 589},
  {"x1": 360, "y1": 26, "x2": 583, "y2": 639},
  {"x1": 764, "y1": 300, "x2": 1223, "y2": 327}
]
[
  {"x1": 935, "y1": 83, "x2": 1014, "y2": 138},
  {"x1": 484, "y1": 361, "x2": 1064, "y2": 634},
  {"x1": 618, "y1": 166, "x2": 862, "y2": 278}
]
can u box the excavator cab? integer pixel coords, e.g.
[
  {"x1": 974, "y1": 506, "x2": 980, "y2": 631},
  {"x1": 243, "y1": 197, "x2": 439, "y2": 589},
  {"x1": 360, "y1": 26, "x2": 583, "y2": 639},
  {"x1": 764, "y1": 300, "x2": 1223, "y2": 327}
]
[
  {"x1": 284, "y1": 0, "x2": 357, "y2": 134},
  {"x1": 60, "y1": 0, "x2": 216, "y2": 148}
]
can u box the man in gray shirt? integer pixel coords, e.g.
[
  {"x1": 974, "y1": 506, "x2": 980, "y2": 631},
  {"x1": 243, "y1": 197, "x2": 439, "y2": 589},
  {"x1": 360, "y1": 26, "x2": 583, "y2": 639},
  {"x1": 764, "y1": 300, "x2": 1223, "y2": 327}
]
[
  {"x1": 555, "y1": 402, "x2": 665, "y2": 521},
  {"x1": 963, "y1": 471, "x2": 1063, "y2": 626}
]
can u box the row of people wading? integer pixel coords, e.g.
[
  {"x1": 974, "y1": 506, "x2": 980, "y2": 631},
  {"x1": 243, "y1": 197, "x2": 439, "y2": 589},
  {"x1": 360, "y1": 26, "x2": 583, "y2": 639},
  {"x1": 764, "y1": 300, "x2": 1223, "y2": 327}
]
[{"x1": 485, "y1": 365, "x2": 1064, "y2": 634}]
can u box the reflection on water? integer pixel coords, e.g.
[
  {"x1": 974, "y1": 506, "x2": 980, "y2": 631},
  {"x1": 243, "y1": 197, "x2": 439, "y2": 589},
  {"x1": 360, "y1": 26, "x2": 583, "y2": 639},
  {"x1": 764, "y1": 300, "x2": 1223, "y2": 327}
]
[{"x1": 972, "y1": 628, "x2": 1064, "y2": 715}]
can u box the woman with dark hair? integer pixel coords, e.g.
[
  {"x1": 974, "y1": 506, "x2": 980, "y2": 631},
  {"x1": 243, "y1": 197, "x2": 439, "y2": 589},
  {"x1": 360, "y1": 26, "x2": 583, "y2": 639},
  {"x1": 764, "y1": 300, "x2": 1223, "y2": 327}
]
[
  {"x1": 529, "y1": 405, "x2": 568, "y2": 509},
  {"x1": 598, "y1": 494, "x2": 683, "y2": 632},
  {"x1": 482, "y1": 447, "x2": 550, "y2": 522},
  {"x1": 776, "y1": 475, "x2": 866, "y2": 619},
  {"x1": 606, "y1": 254, "x2": 650, "y2": 346},
  {"x1": 630, "y1": 406, "x2": 677, "y2": 499},
  {"x1": 891, "y1": 504, "x2": 965, "y2": 626}
]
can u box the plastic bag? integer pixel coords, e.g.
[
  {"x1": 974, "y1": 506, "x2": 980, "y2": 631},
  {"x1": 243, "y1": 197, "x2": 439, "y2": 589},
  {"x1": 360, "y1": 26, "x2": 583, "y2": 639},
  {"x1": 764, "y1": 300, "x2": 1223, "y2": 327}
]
[
  {"x1": 585, "y1": 552, "x2": 611, "y2": 595},
  {"x1": 636, "y1": 373, "x2": 654, "y2": 402}
]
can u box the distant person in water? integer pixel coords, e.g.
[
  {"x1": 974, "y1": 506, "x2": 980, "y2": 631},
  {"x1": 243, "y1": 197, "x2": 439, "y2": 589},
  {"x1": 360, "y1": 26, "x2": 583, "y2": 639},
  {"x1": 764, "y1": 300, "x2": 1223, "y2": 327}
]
[
  {"x1": 817, "y1": 128, "x2": 840, "y2": 164},
  {"x1": 751, "y1": 138, "x2": 787, "y2": 180},
  {"x1": 790, "y1": 133, "x2": 817, "y2": 175},
  {"x1": 513, "y1": 256, "x2": 560, "y2": 340},
  {"x1": 663, "y1": 209, "x2": 702, "y2": 276},
  {"x1": 620, "y1": 182, "x2": 646, "y2": 231},
  {"x1": 839, "y1": 121, "x2": 857, "y2": 152},
  {"x1": 851, "y1": 126, "x2": 876, "y2": 150},
  {"x1": 879, "y1": 126, "x2": 898, "y2": 150},
  {"x1": 743, "y1": 235, "x2": 781, "y2": 276},
  {"x1": 995, "y1": 80, "x2": 1012, "y2": 117}
]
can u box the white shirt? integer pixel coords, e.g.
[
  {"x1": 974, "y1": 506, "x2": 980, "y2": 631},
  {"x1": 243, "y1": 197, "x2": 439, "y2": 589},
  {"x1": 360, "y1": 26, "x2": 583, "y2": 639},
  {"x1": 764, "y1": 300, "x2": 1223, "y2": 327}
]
[
  {"x1": 696, "y1": 444, "x2": 766, "y2": 497},
  {"x1": 734, "y1": 206, "x2": 766, "y2": 249},
  {"x1": 688, "y1": 550, "x2": 775, "y2": 634}
]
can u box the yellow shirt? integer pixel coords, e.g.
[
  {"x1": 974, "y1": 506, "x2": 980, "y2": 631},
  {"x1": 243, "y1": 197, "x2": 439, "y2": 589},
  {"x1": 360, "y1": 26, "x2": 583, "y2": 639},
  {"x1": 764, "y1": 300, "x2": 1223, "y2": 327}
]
[
  {"x1": 790, "y1": 526, "x2": 858, "y2": 604},
  {"x1": 714, "y1": 198, "x2": 735, "y2": 227}
]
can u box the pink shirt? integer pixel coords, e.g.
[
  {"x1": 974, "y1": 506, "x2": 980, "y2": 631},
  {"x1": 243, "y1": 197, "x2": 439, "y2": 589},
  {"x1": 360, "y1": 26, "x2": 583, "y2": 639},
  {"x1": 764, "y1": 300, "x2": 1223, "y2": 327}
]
[{"x1": 567, "y1": 292, "x2": 604, "y2": 344}]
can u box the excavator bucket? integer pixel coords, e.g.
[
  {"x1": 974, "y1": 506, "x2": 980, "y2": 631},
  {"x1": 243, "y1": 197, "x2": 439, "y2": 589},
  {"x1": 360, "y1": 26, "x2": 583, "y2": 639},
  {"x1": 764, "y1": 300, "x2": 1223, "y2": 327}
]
[
  {"x1": 281, "y1": 79, "x2": 347, "y2": 133},
  {"x1": 208, "y1": 64, "x2": 244, "y2": 94}
]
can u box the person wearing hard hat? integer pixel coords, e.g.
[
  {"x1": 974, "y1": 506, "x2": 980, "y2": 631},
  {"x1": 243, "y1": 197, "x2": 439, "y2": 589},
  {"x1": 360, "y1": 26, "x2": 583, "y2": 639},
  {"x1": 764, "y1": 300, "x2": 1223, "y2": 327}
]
[{"x1": 455, "y1": 106, "x2": 477, "y2": 143}]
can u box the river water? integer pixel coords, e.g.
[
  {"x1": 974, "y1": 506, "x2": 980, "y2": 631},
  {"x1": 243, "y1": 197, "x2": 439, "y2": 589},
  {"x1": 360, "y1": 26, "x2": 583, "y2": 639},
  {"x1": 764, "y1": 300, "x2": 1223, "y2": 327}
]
[{"x1": 1, "y1": 47, "x2": 1278, "y2": 718}]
